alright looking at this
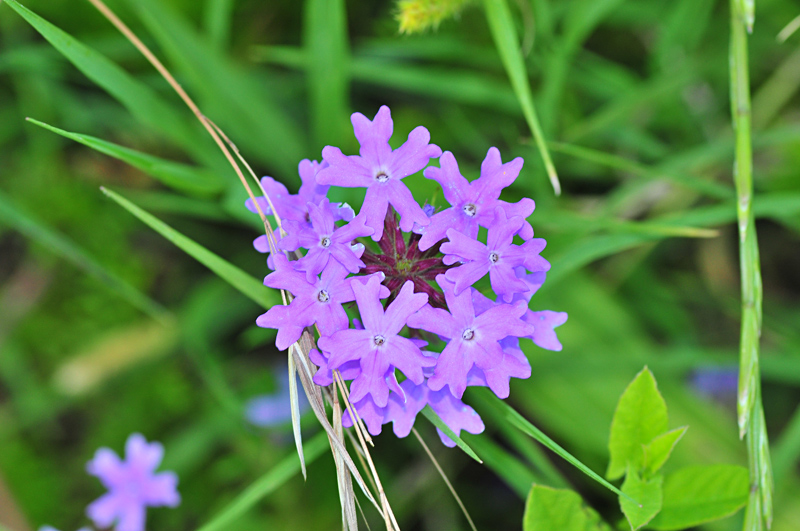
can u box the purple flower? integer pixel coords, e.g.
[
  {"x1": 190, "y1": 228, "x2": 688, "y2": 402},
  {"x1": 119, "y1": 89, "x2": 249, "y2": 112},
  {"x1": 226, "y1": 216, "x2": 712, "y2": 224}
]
[
  {"x1": 246, "y1": 159, "x2": 353, "y2": 224},
  {"x1": 279, "y1": 199, "x2": 373, "y2": 281},
  {"x1": 383, "y1": 379, "x2": 484, "y2": 447},
  {"x1": 257, "y1": 255, "x2": 388, "y2": 350},
  {"x1": 318, "y1": 277, "x2": 433, "y2": 407},
  {"x1": 523, "y1": 310, "x2": 568, "y2": 351},
  {"x1": 85, "y1": 434, "x2": 179, "y2": 531},
  {"x1": 317, "y1": 106, "x2": 442, "y2": 240},
  {"x1": 442, "y1": 207, "x2": 550, "y2": 302},
  {"x1": 690, "y1": 366, "x2": 738, "y2": 400},
  {"x1": 407, "y1": 275, "x2": 534, "y2": 398},
  {"x1": 246, "y1": 369, "x2": 309, "y2": 427},
  {"x1": 341, "y1": 395, "x2": 388, "y2": 436},
  {"x1": 419, "y1": 148, "x2": 535, "y2": 251}
]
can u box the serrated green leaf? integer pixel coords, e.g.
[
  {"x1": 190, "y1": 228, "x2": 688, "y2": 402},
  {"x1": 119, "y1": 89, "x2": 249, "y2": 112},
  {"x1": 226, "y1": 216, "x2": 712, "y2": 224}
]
[
  {"x1": 643, "y1": 427, "x2": 687, "y2": 475},
  {"x1": 27, "y1": 118, "x2": 224, "y2": 196},
  {"x1": 1, "y1": 0, "x2": 221, "y2": 169},
  {"x1": 421, "y1": 405, "x2": 482, "y2": 464},
  {"x1": 523, "y1": 485, "x2": 612, "y2": 531},
  {"x1": 619, "y1": 467, "x2": 663, "y2": 530},
  {"x1": 607, "y1": 367, "x2": 668, "y2": 480},
  {"x1": 101, "y1": 187, "x2": 278, "y2": 310},
  {"x1": 648, "y1": 465, "x2": 749, "y2": 530}
]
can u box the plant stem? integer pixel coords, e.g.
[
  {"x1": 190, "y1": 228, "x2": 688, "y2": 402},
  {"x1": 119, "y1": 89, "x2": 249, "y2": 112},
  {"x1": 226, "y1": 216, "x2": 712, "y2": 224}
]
[{"x1": 728, "y1": 1, "x2": 773, "y2": 528}]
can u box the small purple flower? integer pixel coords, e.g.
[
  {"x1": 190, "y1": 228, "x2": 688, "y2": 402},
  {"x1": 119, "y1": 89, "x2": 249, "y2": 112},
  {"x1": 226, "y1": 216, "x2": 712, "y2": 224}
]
[
  {"x1": 246, "y1": 159, "x2": 353, "y2": 224},
  {"x1": 419, "y1": 149, "x2": 535, "y2": 250},
  {"x1": 85, "y1": 434, "x2": 179, "y2": 531},
  {"x1": 408, "y1": 275, "x2": 534, "y2": 398},
  {"x1": 383, "y1": 379, "x2": 484, "y2": 447},
  {"x1": 341, "y1": 395, "x2": 388, "y2": 436},
  {"x1": 442, "y1": 207, "x2": 550, "y2": 302},
  {"x1": 318, "y1": 277, "x2": 433, "y2": 407},
  {"x1": 257, "y1": 255, "x2": 388, "y2": 350},
  {"x1": 690, "y1": 367, "x2": 738, "y2": 401},
  {"x1": 279, "y1": 199, "x2": 374, "y2": 281},
  {"x1": 523, "y1": 310, "x2": 568, "y2": 351},
  {"x1": 317, "y1": 106, "x2": 441, "y2": 240},
  {"x1": 246, "y1": 369, "x2": 309, "y2": 427}
]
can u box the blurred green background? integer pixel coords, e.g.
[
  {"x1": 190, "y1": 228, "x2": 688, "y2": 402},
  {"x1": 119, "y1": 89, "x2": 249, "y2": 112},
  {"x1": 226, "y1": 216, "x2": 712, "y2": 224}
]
[{"x1": 0, "y1": 0, "x2": 799, "y2": 529}]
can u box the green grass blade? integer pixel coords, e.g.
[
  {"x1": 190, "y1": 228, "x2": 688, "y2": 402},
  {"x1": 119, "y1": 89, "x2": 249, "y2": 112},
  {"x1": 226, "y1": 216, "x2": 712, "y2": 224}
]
[
  {"x1": 474, "y1": 388, "x2": 634, "y2": 502},
  {"x1": 462, "y1": 433, "x2": 537, "y2": 497},
  {"x1": 304, "y1": 0, "x2": 350, "y2": 149},
  {"x1": 123, "y1": 0, "x2": 305, "y2": 176},
  {"x1": 203, "y1": 0, "x2": 235, "y2": 50},
  {"x1": 196, "y1": 431, "x2": 329, "y2": 531},
  {"x1": 26, "y1": 118, "x2": 225, "y2": 196},
  {"x1": 0, "y1": 190, "x2": 169, "y2": 321},
  {"x1": 729, "y1": 0, "x2": 774, "y2": 527},
  {"x1": 101, "y1": 187, "x2": 278, "y2": 310},
  {"x1": 421, "y1": 406, "x2": 482, "y2": 463},
  {"x1": 1, "y1": 0, "x2": 220, "y2": 169},
  {"x1": 482, "y1": 0, "x2": 560, "y2": 194}
]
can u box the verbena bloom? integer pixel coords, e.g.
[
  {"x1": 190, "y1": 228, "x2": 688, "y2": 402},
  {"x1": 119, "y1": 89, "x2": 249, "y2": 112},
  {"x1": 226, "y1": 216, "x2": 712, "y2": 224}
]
[
  {"x1": 319, "y1": 276, "x2": 433, "y2": 407},
  {"x1": 86, "y1": 434, "x2": 180, "y2": 531},
  {"x1": 442, "y1": 207, "x2": 550, "y2": 302},
  {"x1": 249, "y1": 105, "x2": 566, "y2": 447},
  {"x1": 419, "y1": 148, "x2": 535, "y2": 251},
  {"x1": 407, "y1": 275, "x2": 534, "y2": 398},
  {"x1": 279, "y1": 199, "x2": 373, "y2": 281},
  {"x1": 317, "y1": 105, "x2": 441, "y2": 240}
]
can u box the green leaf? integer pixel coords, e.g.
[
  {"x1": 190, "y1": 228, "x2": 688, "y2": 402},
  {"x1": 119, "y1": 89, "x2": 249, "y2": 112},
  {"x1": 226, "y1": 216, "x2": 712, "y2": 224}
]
[
  {"x1": 101, "y1": 187, "x2": 278, "y2": 310},
  {"x1": 421, "y1": 405, "x2": 482, "y2": 464},
  {"x1": 0, "y1": 190, "x2": 169, "y2": 321},
  {"x1": 619, "y1": 467, "x2": 663, "y2": 530},
  {"x1": 643, "y1": 427, "x2": 687, "y2": 475},
  {"x1": 1, "y1": 0, "x2": 221, "y2": 169},
  {"x1": 27, "y1": 118, "x2": 224, "y2": 196},
  {"x1": 482, "y1": 0, "x2": 560, "y2": 194},
  {"x1": 474, "y1": 388, "x2": 633, "y2": 502},
  {"x1": 523, "y1": 485, "x2": 612, "y2": 531},
  {"x1": 196, "y1": 431, "x2": 328, "y2": 531},
  {"x1": 648, "y1": 465, "x2": 749, "y2": 530},
  {"x1": 607, "y1": 367, "x2": 668, "y2": 480}
]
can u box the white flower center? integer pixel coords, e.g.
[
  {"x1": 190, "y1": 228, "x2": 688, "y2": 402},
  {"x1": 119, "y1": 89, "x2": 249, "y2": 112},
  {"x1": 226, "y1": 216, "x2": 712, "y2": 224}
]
[
  {"x1": 463, "y1": 203, "x2": 477, "y2": 217},
  {"x1": 317, "y1": 290, "x2": 330, "y2": 303},
  {"x1": 375, "y1": 171, "x2": 389, "y2": 183},
  {"x1": 462, "y1": 328, "x2": 475, "y2": 341},
  {"x1": 373, "y1": 334, "x2": 386, "y2": 347},
  {"x1": 489, "y1": 252, "x2": 500, "y2": 264},
  {"x1": 320, "y1": 236, "x2": 331, "y2": 248}
]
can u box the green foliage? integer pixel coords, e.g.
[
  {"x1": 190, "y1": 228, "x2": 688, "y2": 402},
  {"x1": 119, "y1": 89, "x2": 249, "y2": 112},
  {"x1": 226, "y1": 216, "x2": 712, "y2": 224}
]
[
  {"x1": 523, "y1": 485, "x2": 611, "y2": 531},
  {"x1": 607, "y1": 367, "x2": 668, "y2": 480},
  {"x1": 648, "y1": 465, "x2": 749, "y2": 530},
  {"x1": 620, "y1": 467, "x2": 663, "y2": 530}
]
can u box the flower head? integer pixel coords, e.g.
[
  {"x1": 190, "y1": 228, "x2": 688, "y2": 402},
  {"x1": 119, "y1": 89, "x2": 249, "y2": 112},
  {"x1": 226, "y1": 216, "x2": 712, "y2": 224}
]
[
  {"x1": 86, "y1": 434, "x2": 179, "y2": 531},
  {"x1": 317, "y1": 106, "x2": 441, "y2": 240}
]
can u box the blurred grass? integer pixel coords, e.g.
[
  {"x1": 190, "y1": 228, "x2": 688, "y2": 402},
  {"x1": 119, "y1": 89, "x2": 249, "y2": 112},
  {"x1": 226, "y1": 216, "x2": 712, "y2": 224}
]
[{"x1": 0, "y1": 0, "x2": 798, "y2": 530}]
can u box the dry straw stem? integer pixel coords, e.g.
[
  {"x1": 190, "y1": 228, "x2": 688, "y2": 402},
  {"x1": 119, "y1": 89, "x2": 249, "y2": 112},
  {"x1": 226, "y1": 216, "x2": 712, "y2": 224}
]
[
  {"x1": 728, "y1": 0, "x2": 773, "y2": 529},
  {"x1": 82, "y1": 0, "x2": 401, "y2": 527},
  {"x1": 411, "y1": 428, "x2": 477, "y2": 531}
]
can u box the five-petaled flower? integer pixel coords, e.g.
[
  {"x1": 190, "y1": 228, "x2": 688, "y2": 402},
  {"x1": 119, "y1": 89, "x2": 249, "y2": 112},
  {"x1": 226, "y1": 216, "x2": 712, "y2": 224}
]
[{"x1": 85, "y1": 433, "x2": 180, "y2": 531}]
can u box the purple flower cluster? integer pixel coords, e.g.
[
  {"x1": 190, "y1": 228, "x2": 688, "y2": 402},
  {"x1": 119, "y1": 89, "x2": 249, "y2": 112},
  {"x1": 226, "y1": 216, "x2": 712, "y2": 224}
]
[{"x1": 251, "y1": 106, "x2": 566, "y2": 446}]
